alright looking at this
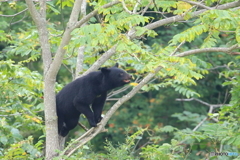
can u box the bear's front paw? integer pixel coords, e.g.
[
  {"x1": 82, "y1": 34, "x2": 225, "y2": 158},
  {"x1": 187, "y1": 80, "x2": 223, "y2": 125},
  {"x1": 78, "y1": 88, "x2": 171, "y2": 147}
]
[
  {"x1": 88, "y1": 119, "x2": 97, "y2": 127},
  {"x1": 95, "y1": 116, "x2": 102, "y2": 123}
]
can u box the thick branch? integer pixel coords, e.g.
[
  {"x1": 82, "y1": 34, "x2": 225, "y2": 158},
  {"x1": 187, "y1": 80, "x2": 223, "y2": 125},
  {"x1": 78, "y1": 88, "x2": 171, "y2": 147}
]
[
  {"x1": 47, "y1": 0, "x2": 83, "y2": 79},
  {"x1": 24, "y1": 0, "x2": 41, "y2": 24},
  {"x1": 144, "y1": 0, "x2": 240, "y2": 31},
  {"x1": 175, "y1": 44, "x2": 239, "y2": 57},
  {"x1": 75, "y1": 47, "x2": 85, "y2": 78},
  {"x1": 69, "y1": 0, "x2": 83, "y2": 23},
  {"x1": 75, "y1": 0, "x2": 87, "y2": 78},
  {"x1": 39, "y1": 0, "x2": 46, "y2": 19},
  {"x1": 81, "y1": 45, "x2": 118, "y2": 77}
]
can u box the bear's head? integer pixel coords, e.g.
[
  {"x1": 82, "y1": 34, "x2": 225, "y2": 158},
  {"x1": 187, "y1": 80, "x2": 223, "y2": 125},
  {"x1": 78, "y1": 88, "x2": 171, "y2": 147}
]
[{"x1": 101, "y1": 63, "x2": 132, "y2": 88}]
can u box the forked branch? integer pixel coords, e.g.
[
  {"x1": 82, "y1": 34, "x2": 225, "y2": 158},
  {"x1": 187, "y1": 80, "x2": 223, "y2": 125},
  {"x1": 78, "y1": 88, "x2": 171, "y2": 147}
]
[{"x1": 176, "y1": 98, "x2": 229, "y2": 131}]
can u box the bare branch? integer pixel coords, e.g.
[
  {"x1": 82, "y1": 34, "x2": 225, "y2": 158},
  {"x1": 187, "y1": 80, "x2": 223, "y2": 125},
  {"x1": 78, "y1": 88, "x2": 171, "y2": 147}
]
[
  {"x1": 10, "y1": 12, "x2": 28, "y2": 25},
  {"x1": 107, "y1": 85, "x2": 131, "y2": 100},
  {"x1": 170, "y1": 41, "x2": 185, "y2": 56},
  {"x1": 107, "y1": 77, "x2": 141, "y2": 99},
  {"x1": 175, "y1": 98, "x2": 228, "y2": 108},
  {"x1": 218, "y1": 30, "x2": 236, "y2": 33},
  {"x1": 141, "y1": 0, "x2": 153, "y2": 16},
  {"x1": 192, "y1": 117, "x2": 208, "y2": 131},
  {"x1": 133, "y1": 0, "x2": 141, "y2": 14},
  {"x1": 78, "y1": 122, "x2": 89, "y2": 131},
  {"x1": 121, "y1": 0, "x2": 132, "y2": 14},
  {"x1": 75, "y1": 0, "x2": 87, "y2": 79},
  {"x1": 75, "y1": 46, "x2": 85, "y2": 78},
  {"x1": 68, "y1": 0, "x2": 83, "y2": 25},
  {"x1": 175, "y1": 44, "x2": 239, "y2": 57},
  {"x1": 176, "y1": 98, "x2": 227, "y2": 131},
  {"x1": 48, "y1": 0, "x2": 83, "y2": 79},
  {"x1": 192, "y1": 104, "x2": 214, "y2": 131},
  {"x1": 81, "y1": 45, "x2": 118, "y2": 77},
  {"x1": 0, "y1": 8, "x2": 28, "y2": 17},
  {"x1": 81, "y1": 0, "x2": 87, "y2": 16},
  {"x1": 181, "y1": 0, "x2": 212, "y2": 10},
  {"x1": 208, "y1": 65, "x2": 229, "y2": 71}
]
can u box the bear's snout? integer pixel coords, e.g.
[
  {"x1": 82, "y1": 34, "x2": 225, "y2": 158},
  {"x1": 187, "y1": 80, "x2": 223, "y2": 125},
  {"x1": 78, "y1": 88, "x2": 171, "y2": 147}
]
[{"x1": 123, "y1": 74, "x2": 132, "y2": 83}]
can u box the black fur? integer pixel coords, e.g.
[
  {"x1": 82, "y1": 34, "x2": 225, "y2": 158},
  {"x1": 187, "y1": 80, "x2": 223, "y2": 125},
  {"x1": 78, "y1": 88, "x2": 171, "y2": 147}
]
[{"x1": 56, "y1": 64, "x2": 131, "y2": 137}]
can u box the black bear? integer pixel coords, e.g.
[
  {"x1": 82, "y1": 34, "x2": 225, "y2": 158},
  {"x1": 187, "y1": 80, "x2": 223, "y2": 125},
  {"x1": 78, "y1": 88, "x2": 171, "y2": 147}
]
[{"x1": 56, "y1": 63, "x2": 131, "y2": 137}]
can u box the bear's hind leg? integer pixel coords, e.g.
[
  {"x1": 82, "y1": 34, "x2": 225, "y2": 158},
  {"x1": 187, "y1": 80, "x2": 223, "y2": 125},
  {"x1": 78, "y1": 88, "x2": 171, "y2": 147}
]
[
  {"x1": 92, "y1": 92, "x2": 107, "y2": 123},
  {"x1": 74, "y1": 104, "x2": 97, "y2": 127},
  {"x1": 58, "y1": 118, "x2": 70, "y2": 137},
  {"x1": 59, "y1": 122, "x2": 70, "y2": 137}
]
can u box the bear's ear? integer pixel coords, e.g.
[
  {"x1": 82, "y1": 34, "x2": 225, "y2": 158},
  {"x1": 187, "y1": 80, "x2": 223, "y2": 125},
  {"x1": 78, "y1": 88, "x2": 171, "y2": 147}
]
[
  {"x1": 101, "y1": 67, "x2": 110, "y2": 74},
  {"x1": 114, "y1": 63, "x2": 119, "y2": 68}
]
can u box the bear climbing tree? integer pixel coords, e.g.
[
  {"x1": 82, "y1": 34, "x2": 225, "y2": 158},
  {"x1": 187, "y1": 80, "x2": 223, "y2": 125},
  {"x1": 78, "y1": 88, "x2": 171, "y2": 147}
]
[{"x1": 56, "y1": 63, "x2": 131, "y2": 137}]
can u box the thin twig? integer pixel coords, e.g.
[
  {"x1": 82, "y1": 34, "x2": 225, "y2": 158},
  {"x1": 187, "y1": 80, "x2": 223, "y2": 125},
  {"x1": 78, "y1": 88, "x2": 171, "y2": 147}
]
[
  {"x1": 175, "y1": 44, "x2": 239, "y2": 57},
  {"x1": 208, "y1": 65, "x2": 228, "y2": 71},
  {"x1": 176, "y1": 98, "x2": 229, "y2": 108},
  {"x1": 10, "y1": 12, "x2": 28, "y2": 25},
  {"x1": 192, "y1": 117, "x2": 208, "y2": 131},
  {"x1": 107, "y1": 77, "x2": 141, "y2": 99},
  {"x1": 78, "y1": 122, "x2": 89, "y2": 131},
  {"x1": 181, "y1": 0, "x2": 212, "y2": 10},
  {"x1": 170, "y1": 41, "x2": 185, "y2": 56},
  {"x1": 141, "y1": 0, "x2": 153, "y2": 16},
  {"x1": 0, "y1": 8, "x2": 28, "y2": 17},
  {"x1": 176, "y1": 98, "x2": 229, "y2": 131}
]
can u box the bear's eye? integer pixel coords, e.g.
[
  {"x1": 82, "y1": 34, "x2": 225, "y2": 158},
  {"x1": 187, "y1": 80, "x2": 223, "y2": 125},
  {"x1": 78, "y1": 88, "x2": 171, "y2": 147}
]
[{"x1": 119, "y1": 73, "x2": 124, "y2": 76}]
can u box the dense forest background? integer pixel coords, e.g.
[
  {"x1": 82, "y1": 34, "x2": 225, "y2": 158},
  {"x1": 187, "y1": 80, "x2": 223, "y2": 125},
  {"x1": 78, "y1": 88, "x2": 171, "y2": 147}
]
[{"x1": 0, "y1": 0, "x2": 240, "y2": 159}]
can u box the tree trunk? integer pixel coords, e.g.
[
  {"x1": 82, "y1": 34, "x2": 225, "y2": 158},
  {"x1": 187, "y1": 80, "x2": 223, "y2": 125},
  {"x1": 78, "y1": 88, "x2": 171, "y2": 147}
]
[{"x1": 44, "y1": 78, "x2": 60, "y2": 159}]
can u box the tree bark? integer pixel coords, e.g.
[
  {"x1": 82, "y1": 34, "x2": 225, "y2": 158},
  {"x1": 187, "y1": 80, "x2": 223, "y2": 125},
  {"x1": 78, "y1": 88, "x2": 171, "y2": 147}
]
[{"x1": 25, "y1": 0, "x2": 60, "y2": 159}]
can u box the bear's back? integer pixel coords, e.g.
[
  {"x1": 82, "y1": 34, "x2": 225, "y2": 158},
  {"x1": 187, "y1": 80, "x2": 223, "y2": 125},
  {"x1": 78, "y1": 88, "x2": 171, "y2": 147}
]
[{"x1": 56, "y1": 71, "x2": 103, "y2": 110}]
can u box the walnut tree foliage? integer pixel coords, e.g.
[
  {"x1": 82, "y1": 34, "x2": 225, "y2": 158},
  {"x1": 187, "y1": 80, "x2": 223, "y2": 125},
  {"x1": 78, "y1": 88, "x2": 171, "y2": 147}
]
[{"x1": 0, "y1": 0, "x2": 240, "y2": 159}]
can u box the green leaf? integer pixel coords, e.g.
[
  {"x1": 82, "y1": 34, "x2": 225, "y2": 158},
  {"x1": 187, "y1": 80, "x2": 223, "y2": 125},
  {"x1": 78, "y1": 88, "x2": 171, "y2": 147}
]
[
  {"x1": 11, "y1": 128, "x2": 22, "y2": 140},
  {"x1": 160, "y1": 125, "x2": 178, "y2": 133},
  {"x1": 0, "y1": 136, "x2": 8, "y2": 145}
]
